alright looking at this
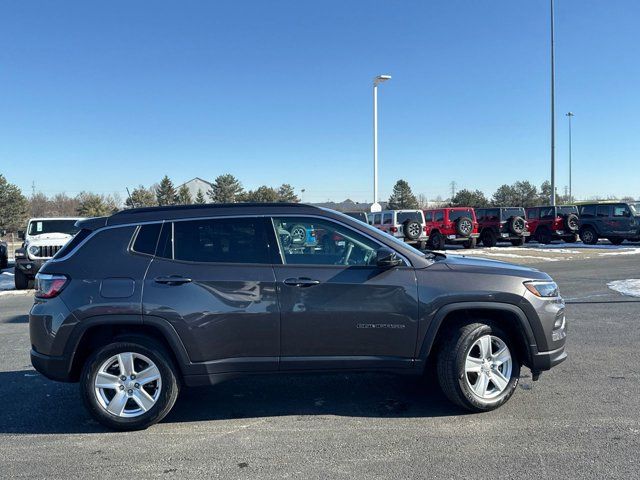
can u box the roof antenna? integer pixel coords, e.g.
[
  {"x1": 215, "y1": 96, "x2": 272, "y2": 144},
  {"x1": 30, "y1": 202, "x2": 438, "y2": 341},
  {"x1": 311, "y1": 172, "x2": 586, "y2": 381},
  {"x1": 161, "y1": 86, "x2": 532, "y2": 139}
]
[{"x1": 126, "y1": 187, "x2": 136, "y2": 208}]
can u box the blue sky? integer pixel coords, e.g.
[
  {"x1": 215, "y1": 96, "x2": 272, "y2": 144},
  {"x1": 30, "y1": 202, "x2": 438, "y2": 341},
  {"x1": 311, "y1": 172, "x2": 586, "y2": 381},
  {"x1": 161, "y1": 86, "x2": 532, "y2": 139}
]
[{"x1": 1, "y1": 1, "x2": 638, "y2": 203}]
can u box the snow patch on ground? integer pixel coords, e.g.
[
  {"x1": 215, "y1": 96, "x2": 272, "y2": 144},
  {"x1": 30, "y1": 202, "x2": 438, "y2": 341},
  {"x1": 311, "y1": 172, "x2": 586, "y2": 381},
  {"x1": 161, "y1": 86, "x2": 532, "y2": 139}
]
[
  {"x1": 607, "y1": 279, "x2": 640, "y2": 298},
  {"x1": 0, "y1": 270, "x2": 15, "y2": 291},
  {"x1": 598, "y1": 248, "x2": 640, "y2": 257}
]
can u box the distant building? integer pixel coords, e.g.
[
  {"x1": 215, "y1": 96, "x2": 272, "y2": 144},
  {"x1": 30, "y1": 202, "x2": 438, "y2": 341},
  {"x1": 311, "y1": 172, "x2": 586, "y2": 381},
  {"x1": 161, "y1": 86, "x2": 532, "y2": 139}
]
[{"x1": 177, "y1": 177, "x2": 213, "y2": 200}]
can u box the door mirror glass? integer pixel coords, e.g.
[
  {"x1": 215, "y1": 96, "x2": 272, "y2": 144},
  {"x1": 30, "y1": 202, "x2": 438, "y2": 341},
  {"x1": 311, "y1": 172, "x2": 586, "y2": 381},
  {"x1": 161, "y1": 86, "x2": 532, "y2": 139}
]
[{"x1": 376, "y1": 248, "x2": 403, "y2": 268}]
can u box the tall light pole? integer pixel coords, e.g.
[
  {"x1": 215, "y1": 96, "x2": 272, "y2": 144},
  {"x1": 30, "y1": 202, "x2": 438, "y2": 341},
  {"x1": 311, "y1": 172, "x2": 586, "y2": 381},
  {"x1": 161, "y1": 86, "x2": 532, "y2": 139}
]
[
  {"x1": 371, "y1": 74, "x2": 391, "y2": 213},
  {"x1": 550, "y1": 0, "x2": 556, "y2": 206},
  {"x1": 566, "y1": 112, "x2": 574, "y2": 201}
]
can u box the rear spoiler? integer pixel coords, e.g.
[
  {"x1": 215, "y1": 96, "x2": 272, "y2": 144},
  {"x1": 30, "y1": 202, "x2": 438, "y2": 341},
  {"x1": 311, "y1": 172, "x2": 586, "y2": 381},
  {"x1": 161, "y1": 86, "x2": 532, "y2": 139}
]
[{"x1": 75, "y1": 217, "x2": 108, "y2": 231}]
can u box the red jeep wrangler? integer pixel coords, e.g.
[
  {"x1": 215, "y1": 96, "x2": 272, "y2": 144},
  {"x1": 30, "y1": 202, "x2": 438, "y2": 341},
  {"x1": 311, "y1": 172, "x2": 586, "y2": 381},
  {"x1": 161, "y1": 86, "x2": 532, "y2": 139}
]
[
  {"x1": 424, "y1": 207, "x2": 479, "y2": 250},
  {"x1": 525, "y1": 205, "x2": 579, "y2": 244}
]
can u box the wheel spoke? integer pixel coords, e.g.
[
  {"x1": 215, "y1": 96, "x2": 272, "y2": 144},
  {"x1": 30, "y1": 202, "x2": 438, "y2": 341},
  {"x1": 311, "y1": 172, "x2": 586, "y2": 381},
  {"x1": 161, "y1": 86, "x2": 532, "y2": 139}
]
[
  {"x1": 136, "y1": 365, "x2": 161, "y2": 385},
  {"x1": 478, "y1": 336, "x2": 492, "y2": 359},
  {"x1": 106, "y1": 391, "x2": 128, "y2": 416},
  {"x1": 95, "y1": 372, "x2": 120, "y2": 390},
  {"x1": 473, "y1": 372, "x2": 490, "y2": 397},
  {"x1": 465, "y1": 356, "x2": 483, "y2": 373},
  {"x1": 491, "y1": 370, "x2": 509, "y2": 392},
  {"x1": 492, "y1": 346, "x2": 511, "y2": 366},
  {"x1": 118, "y1": 352, "x2": 135, "y2": 377},
  {"x1": 132, "y1": 389, "x2": 155, "y2": 412}
]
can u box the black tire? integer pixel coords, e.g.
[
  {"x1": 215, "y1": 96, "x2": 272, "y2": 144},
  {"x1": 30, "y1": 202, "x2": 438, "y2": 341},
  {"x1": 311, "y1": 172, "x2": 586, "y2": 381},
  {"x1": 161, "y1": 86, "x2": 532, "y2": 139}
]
[
  {"x1": 535, "y1": 228, "x2": 552, "y2": 244},
  {"x1": 564, "y1": 234, "x2": 578, "y2": 243},
  {"x1": 608, "y1": 237, "x2": 624, "y2": 246},
  {"x1": 14, "y1": 268, "x2": 30, "y2": 290},
  {"x1": 289, "y1": 224, "x2": 308, "y2": 245},
  {"x1": 463, "y1": 237, "x2": 477, "y2": 249},
  {"x1": 580, "y1": 226, "x2": 598, "y2": 245},
  {"x1": 508, "y1": 216, "x2": 526, "y2": 235},
  {"x1": 564, "y1": 213, "x2": 579, "y2": 232},
  {"x1": 80, "y1": 338, "x2": 180, "y2": 431},
  {"x1": 510, "y1": 237, "x2": 525, "y2": 247},
  {"x1": 436, "y1": 322, "x2": 520, "y2": 412},
  {"x1": 480, "y1": 229, "x2": 497, "y2": 248},
  {"x1": 0, "y1": 255, "x2": 7, "y2": 270},
  {"x1": 455, "y1": 217, "x2": 473, "y2": 237},
  {"x1": 418, "y1": 240, "x2": 427, "y2": 251},
  {"x1": 427, "y1": 231, "x2": 445, "y2": 250},
  {"x1": 403, "y1": 220, "x2": 421, "y2": 241}
]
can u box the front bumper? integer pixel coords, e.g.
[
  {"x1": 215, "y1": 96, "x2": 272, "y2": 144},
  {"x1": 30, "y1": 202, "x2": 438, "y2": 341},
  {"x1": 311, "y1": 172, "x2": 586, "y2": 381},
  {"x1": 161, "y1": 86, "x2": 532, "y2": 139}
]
[
  {"x1": 15, "y1": 258, "x2": 46, "y2": 277},
  {"x1": 530, "y1": 344, "x2": 567, "y2": 372}
]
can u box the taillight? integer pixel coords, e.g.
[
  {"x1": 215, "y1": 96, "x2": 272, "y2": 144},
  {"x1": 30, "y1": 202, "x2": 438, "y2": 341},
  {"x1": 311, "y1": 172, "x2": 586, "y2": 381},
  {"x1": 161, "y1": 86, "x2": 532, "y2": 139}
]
[
  {"x1": 423, "y1": 226, "x2": 428, "y2": 232},
  {"x1": 35, "y1": 274, "x2": 69, "y2": 299},
  {"x1": 390, "y1": 226, "x2": 398, "y2": 233}
]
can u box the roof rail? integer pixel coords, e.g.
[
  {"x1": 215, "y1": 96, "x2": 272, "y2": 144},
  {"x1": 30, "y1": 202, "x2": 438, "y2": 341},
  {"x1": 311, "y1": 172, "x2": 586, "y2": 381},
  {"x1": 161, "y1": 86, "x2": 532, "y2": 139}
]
[{"x1": 112, "y1": 202, "x2": 311, "y2": 216}]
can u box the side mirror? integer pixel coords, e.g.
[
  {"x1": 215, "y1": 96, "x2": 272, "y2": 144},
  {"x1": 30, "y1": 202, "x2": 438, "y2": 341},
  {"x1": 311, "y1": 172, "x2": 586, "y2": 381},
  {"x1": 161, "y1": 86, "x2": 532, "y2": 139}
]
[
  {"x1": 17, "y1": 231, "x2": 25, "y2": 240},
  {"x1": 376, "y1": 247, "x2": 403, "y2": 268}
]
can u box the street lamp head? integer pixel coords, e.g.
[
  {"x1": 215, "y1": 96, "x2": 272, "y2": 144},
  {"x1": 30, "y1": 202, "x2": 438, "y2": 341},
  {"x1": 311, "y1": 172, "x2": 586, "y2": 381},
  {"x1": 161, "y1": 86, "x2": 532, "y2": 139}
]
[
  {"x1": 566, "y1": 112, "x2": 574, "y2": 117},
  {"x1": 374, "y1": 74, "x2": 392, "y2": 85}
]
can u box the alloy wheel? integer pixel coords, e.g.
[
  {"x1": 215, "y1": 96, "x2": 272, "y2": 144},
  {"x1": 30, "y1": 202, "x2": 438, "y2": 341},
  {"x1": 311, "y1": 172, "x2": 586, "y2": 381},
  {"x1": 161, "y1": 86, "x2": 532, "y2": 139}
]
[{"x1": 464, "y1": 335, "x2": 512, "y2": 400}]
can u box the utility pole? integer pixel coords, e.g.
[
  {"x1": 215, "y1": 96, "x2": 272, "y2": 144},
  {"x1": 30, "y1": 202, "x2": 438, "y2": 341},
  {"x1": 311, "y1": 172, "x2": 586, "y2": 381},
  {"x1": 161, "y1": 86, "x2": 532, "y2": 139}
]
[
  {"x1": 550, "y1": 0, "x2": 557, "y2": 206},
  {"x1": 450, "y1": 181, "x2": 457, "y2": 200},
  {"x1": 566, "y1": 112, "x2": 574, "y2": 201},
  {"x1": 371, "y1": 74, "x2": 392, "y2": 213}
]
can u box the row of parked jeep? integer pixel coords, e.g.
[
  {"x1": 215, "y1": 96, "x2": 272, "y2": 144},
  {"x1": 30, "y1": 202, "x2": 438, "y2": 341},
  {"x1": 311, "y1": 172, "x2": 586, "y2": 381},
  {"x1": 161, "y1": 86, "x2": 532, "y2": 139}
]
[{"x1": 346, "y1": 201, "x2": 639, "y2": 250}]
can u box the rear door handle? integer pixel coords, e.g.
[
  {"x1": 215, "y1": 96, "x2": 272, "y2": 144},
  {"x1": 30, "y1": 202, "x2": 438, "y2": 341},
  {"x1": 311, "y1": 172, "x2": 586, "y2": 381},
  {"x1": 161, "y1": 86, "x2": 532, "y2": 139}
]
[
  {"x1": 283, "y1": 277, "x2": 321, "y2": 287},
  {"x1": 154, "y1": 276, "x2": 192, "y2": 285}
]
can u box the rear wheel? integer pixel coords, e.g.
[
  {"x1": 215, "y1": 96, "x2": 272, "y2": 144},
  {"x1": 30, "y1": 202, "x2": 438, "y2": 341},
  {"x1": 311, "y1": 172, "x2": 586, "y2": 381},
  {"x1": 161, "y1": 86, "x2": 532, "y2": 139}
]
[
  {"x1": 608, "y1": 237, "x2": 624, "y2": 245},
  {"x1": 580, "y1": 227, "x2": 598, "y2": 245},
  {"x1": 436, "y1": 322, "x2": 520, "y2": 412},
  {"x1": 480, "y1": 230, "x2": 496, "y2": 248},
  {"x1": 14, "y1": 268, "x2": 30, "y2": 290},
  {"x1": 564, "y1": 234, "x2": 578, "y2": 243},
  {"x1": 463, "y1": 237, "x2": 477, "y2": 249},
  {"x1": 510, "y1": 237, "x2": 525, "y2": 247},
  {"x1": 80, "y1": 339, "x2": 180, "y2": 431},
  {"x1": 535, "y1": 228, "x2": 552, "y2": 244}
]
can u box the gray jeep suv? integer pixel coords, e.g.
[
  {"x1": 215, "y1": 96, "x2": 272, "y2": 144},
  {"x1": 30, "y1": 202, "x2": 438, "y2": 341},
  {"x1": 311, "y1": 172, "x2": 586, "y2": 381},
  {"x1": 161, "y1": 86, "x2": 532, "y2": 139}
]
[{"x1": 29, "y1": 203, "x2": 567, "y2": 430}]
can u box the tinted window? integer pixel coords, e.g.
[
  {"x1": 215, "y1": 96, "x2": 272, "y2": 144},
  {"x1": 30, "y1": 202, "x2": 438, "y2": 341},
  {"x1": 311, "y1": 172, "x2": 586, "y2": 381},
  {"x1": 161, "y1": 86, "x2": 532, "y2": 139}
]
[
  {"x1": 373, "y1": 214, "x2": 382, "y2": 224},
  {"x1": 53, "y1": 229, "x2": 92, "y2": 259},
  {"x1": 168, "y1": 217, "x2": 269, "y2": 264},
  {"x1": 272, "y1": 217, "x2": 381, "y2": 267},
  {"x1": 132, "y1": 223, "x2": 162, "y2": 255},
  {"x1": 424, "y1": 211, "x2": 433, "y2": 222},
  {"x1": 396, "y1": 211, "x2": 422, "y2": 224},
  {"x1": 597, "y1": 205, "x2": 610, "y2": 217},
  {"x1": 613, "y1": 205, "x2": 629, "y2": 217},
  {"x1": 383, "y1": 213, "x2": 393, "y2": 225},
  {"x1": 580, "y1": 205, "x2": 596, "y2": 217},
  {"x1": 558, "y1": 206, "x2": 578, "y2": 215},
  {"x1": 434, "y1": 211, "x2": 444, "y2": 222},
  {"x1": 527, "y1": 209, "x2": 538, "y2": 220},
  {"x1": 501, "y1": 208, "x2": 524, "y2": 219},
  {"x1": 539, "y1": 207, "x2": 556, "y2": 219},
  {"x1": 475, "y1": 209, "x2": 486, "y2": 221},
  {"x1": 449, "y1": 209, "x2": 473, "y2": 221},
  {"x1": 484, "y1": 209, "x2": 499, "y2": 221}
]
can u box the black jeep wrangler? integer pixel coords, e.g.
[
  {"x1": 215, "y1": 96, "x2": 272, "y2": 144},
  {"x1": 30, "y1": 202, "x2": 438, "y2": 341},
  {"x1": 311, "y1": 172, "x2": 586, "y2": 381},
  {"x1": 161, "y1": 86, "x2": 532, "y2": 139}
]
[
  {"x1": 578, "y1": 202, "x2": 640, "y2": 245},
  {"x1": 476, "y1": 207, "x2": 530, "y2": 247}
]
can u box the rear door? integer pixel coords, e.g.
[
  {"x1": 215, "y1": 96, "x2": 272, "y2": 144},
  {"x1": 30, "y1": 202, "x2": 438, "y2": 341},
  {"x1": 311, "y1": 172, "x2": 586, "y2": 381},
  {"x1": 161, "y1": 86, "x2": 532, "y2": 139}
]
[
  {"x1": 596, "y1": 205, "x2": 612, "y2": 235},
  {"x1": 269, "y1": 216, "x2": 419, "y2": 371},
  {"x1": 143, "y1": 216, "x2": 280, "y2": 373}
]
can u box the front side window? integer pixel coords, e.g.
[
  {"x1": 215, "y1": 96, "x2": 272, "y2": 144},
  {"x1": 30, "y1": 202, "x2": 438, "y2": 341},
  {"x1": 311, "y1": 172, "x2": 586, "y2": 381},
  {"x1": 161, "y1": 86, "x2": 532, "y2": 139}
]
[
  {"x1": 434, "y1": 211, "x2": 444, "y2": 222},
  {"x1": 613, "y1": 205, "x2": 629, "y2": 217},
  {"x1": 527, "y1": 209, "x2": 538, "y2": 220},
  {"x1": 424, "y1": 211, "x2": 433, "y2": 222},
  {"x1": 272, "y1": 217, "x2": 381, "y2": 267},
  {"x1": 162, "y1": 217, "x2": 270, "y2": 264},
  {"x1": 580, "y1": 205, "x2": 596, "y2": 217}
]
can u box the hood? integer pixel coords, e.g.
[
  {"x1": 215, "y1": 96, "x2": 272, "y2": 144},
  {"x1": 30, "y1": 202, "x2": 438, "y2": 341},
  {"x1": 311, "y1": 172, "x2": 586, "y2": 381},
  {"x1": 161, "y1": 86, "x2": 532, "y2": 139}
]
[
  {"x1": 26, "y1": 233, "x2": 73, "y2": 245},
  {"x1": 442, "y1": 253, "x2": 550, "y2": 280}
]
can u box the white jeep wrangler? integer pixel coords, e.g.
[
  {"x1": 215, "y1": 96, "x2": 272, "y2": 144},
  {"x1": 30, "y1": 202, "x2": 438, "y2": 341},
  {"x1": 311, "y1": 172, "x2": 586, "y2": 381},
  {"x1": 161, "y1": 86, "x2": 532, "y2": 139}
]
[{"x1": 14, "y1": 217, "x2": 84, "y2": 289}]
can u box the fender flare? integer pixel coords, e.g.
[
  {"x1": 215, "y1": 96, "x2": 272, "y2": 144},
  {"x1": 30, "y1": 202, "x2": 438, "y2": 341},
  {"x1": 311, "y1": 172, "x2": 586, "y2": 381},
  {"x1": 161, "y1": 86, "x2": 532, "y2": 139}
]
[{"x1": 417, "y1": 301, "x2": 538, "y2": 361}]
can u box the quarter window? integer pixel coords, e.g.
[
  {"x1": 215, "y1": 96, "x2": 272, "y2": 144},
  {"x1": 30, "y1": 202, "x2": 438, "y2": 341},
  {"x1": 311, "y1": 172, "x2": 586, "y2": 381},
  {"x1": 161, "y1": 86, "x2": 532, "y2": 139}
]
[
  {"x1": 132, "y1": 223, "x2": 162, "y2": 256},
  {"x1": 161, "y1": 217, "x2": 270, "y2": 264},
  {"x1": 272, "y1": 217, "x2": 381, "y2": 267},
  {"x1": 434, "y1": 211, "x2": 444, "y2": 222}
]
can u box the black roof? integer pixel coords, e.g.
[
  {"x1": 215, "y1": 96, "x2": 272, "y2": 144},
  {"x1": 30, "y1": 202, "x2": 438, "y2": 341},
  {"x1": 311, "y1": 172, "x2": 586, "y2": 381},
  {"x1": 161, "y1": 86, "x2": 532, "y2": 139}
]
[{"x1": 78, "y1": 203, "x2": 322, "y2": 230}]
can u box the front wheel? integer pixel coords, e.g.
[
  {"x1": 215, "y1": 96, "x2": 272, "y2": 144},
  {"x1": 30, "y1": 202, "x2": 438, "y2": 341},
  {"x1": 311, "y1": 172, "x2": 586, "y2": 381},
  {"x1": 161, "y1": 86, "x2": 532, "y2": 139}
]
[
  {"x1": 436, "y1": 323, "x2": 520, "y2": 412},
  {"x1": 80, "y1": 339, "x2": 180, "y2": 431},
  {"x1": 580, "y1": 227, "x2": 598, "y2": 245}
]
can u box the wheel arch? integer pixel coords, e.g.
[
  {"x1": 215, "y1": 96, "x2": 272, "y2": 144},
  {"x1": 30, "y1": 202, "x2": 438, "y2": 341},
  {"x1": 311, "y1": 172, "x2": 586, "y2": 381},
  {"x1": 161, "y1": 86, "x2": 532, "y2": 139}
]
[{"x1": 418, "y1": 302, "x2": 536, "y2": 368}]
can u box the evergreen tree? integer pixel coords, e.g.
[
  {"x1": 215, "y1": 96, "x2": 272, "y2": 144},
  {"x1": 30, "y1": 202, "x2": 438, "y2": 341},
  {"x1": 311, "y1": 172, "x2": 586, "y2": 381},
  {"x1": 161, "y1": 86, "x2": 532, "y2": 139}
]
[
  {"x1": 126, "y1": 185, "x2": 157, "y2": 208},
  {"x1": 387, "y1": 180, "x2": 419, "y2": 209},
  {"x1": 0, "y1": 174, "x2": 29, "y2": 232},
  {"x1": 155, "y1": 176, "x2": 177, "y2": 206},
  {"x1": 76, "y1": 192, "x2": 119, "y2": 217},
  {"x1": 512, "y1": 181, "x2": 538, "y2": 207},
  {"x1": 176, "y1": 184, "x2": 192, "y2": 205},
  {"x1": 491, "y1": 184, "x2": 517, "y2": 206},
  {"x1": 208, "y1": 174, "x2": 244, "y2": 203},
  {"x1": 241, "y1": 186, "x2": 279, "y2": 202},
  {"x1": 277, "y1": 184, "x2": 299, "y2": 202},
  {"x1": 194, "y1": 189, "x2": 206, "y2": 204},
  {"x1": 450, "y1": 189, "x2": 489, "y2": 208}
]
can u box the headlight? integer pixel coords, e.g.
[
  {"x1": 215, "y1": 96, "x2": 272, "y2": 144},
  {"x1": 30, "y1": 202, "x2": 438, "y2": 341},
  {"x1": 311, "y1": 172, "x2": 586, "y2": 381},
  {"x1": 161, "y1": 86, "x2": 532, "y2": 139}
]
[
  {"x1": 524, "y1": 280, "x2": 559, "y2": 297},
  {"x1": 28, "y1": 245, "x2": 40, "y2": 256}
]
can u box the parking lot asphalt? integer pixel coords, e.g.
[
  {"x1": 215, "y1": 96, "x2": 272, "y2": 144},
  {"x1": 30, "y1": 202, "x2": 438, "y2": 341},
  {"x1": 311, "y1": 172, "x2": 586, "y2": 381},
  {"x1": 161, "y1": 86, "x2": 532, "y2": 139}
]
[{"x1": 1, "y1": 254, "x2": 639, "y2": 479}]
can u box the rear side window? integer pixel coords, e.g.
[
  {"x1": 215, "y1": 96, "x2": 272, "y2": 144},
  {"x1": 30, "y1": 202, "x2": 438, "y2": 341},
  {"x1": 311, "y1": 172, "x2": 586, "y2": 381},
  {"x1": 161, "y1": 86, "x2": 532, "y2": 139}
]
[
  {"x1": 373, "y1": 214, "x2": 381, "y2": 224},
  {"x1": 397, "y1": 211, "x2": 422, "y2": 224},
  {"x1": 53, "y1": 228, "x2": 92, "y2": 259},
  {"x1": 580, "y1": 205, "x2": 596, "y2": 217},
  {"x1": 169, "y1": 217, "x2": 270, "y2": 264},
  {"x1": 132, "y1": 223, "x2": 162, "y2": 255},
  {"x1": 539, "y1": 207, "x2": 555, "y2": 219}
]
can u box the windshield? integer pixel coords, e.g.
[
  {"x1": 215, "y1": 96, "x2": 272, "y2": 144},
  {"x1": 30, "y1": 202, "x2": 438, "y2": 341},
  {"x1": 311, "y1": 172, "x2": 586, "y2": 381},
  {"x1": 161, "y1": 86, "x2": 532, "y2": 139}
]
[
  {"x1": 630, "y1": 203, "x2": 638, "y2": 215},
  {"x1": 28, "y1": 219, "x2": 80, "y2": 236},
  {"x1": 326, "y1": 209, "x2": 428, "y2": 257}
]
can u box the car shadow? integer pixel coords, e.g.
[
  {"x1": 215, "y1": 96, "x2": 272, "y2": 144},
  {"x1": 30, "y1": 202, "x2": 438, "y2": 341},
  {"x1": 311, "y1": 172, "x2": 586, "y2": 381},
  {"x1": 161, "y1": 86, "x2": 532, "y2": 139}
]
[
  {"x1": 1, "y1": 314, "x2": 29, "y2": 324},
  {"x1": 0, "y1": 369, "x2": 466, "y2": 434}
]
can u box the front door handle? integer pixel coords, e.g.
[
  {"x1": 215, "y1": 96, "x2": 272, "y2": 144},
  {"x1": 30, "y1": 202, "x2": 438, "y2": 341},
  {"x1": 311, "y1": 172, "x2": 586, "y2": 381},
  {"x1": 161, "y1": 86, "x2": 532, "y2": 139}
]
[
  {"x1": 154, "y1": 276, "x2": 192, "y2": 285},
  {"x1": 283, "y1": 277, "x2": 321, "y2": 288}
]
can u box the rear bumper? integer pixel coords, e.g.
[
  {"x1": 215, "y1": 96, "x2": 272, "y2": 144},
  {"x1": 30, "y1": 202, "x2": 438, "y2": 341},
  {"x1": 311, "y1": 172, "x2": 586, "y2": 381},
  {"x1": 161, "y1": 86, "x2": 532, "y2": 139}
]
[{"x1": 31, "y1": 349, "x2": 73, "y2": 382}]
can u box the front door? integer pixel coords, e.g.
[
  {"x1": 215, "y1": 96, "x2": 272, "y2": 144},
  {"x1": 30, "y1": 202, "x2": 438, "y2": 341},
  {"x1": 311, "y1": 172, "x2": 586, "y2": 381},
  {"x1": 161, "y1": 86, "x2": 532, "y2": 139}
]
[
  {"x1": 143, "y1": 217, "x2": 280, "y2": 373},
  {"x1": 269, "y1": 216, "x2": 419, "y2": 371}
]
